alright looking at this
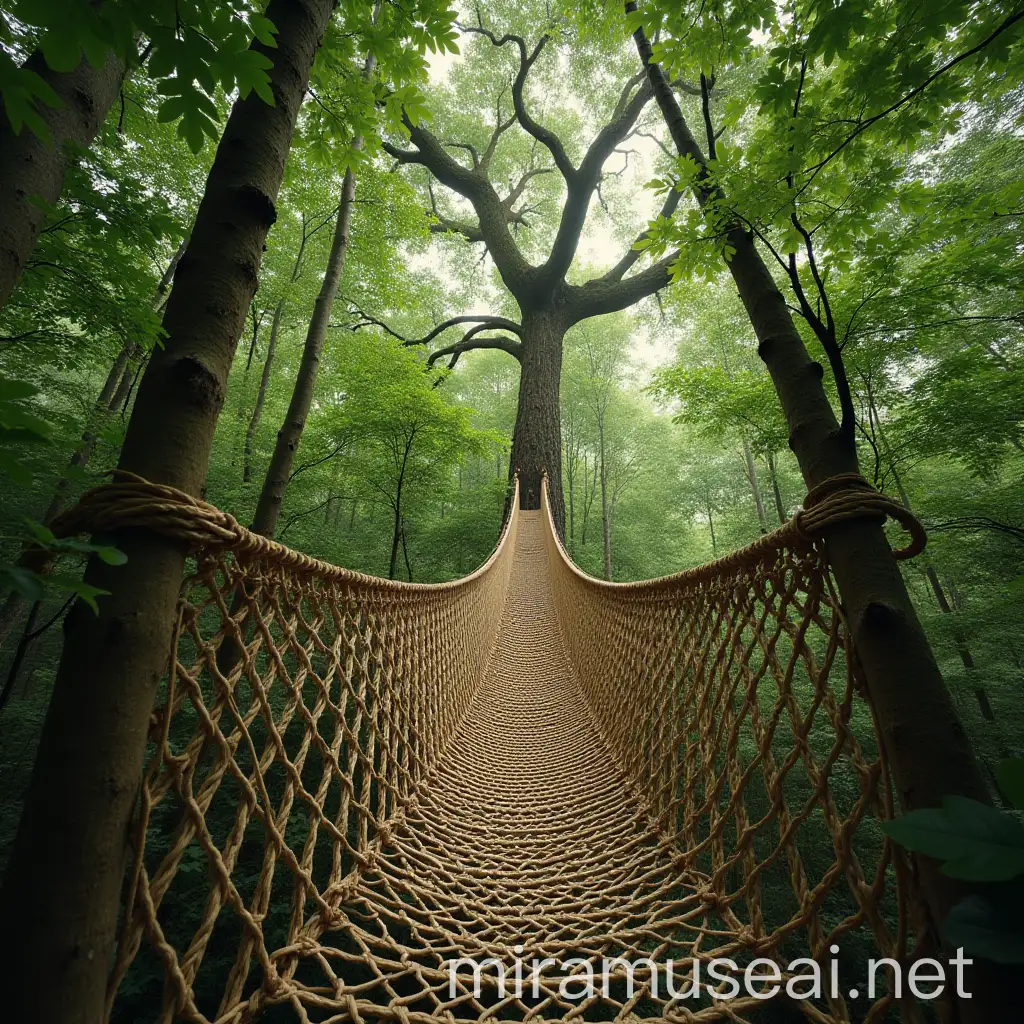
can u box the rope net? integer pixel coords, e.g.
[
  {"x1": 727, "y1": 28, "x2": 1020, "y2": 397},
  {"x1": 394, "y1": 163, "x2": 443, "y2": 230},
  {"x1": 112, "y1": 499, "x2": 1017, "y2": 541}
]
[{"x1": 95, "y1": 475, "x2": 927, "y2": 1024}]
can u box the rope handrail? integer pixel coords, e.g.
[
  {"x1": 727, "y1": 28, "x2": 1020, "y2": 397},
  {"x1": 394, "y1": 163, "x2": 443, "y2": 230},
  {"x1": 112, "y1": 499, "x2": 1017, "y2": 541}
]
[
  {"x1": 540, "y1": 470, "x2": 925, "y2": 595},
  {"x1": 46, "y1": 471, "x2": 520, "y2": 592}
]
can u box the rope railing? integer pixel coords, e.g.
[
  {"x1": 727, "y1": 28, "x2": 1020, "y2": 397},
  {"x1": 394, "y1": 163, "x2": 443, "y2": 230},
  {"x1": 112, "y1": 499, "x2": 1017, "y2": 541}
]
[
  {"x1": 91, "y1": 477, "x2": 520, "y2": 1022},
  {"x1": 27, "y1": 470, "x2": 931, "y2": 1023},
  {"x1": 540, "y1": 476, "x2": 926, "y2": 1023}
]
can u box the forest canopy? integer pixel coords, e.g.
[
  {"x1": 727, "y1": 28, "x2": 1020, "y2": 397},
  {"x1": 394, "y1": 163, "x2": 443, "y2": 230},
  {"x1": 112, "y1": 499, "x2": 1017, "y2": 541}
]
[{"x1": 0, "y1": 0, "x2": 1022, "y2": 1014}]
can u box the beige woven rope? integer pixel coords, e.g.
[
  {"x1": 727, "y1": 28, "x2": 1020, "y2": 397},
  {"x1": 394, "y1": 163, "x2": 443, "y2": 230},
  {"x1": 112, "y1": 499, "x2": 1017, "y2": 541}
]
[{"x1": 46, "y1": 472, "x2": 929, "y2": 1023}]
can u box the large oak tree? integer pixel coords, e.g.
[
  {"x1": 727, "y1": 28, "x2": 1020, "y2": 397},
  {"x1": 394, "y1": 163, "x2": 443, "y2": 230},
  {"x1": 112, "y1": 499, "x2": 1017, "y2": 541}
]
[{"x1": 380, "y1": 13, "x2": 685, "y2": 533}]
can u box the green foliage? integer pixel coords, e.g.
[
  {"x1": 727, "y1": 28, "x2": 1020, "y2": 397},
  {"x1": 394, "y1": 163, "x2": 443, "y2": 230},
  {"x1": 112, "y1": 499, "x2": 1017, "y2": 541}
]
[
  {"x1": 884, "y1": 760, "x2": 1024, "y2": 962},
  {"x1": 881, "y1": 792, "x2": 1024, "y2": 882}
]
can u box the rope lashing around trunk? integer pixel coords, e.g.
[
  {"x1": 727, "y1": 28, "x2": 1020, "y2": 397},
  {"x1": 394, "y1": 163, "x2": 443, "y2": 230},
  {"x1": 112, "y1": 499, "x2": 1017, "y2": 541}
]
[
  {"x1": 45, "y1": 469, "x2": 925, "y2": 564},
  {"x1": 794, "y1": 472, "x2": 926, "y2": 559}
]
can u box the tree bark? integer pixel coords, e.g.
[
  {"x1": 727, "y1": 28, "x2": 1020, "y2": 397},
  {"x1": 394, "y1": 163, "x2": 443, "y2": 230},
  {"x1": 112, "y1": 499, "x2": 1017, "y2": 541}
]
[
  {"x1": 741, "y1": 436, "x2": 768, "y2": 533},
  {"x1": 510, "y1": 309, "x2": 566, "y2": 533},
  {"x1": 0, "y1": 48, "x2": 127, "y2": 311},
  {"x1": 243, "y1": 296, "x2": 283, "y2": 483},
  {"x1": 598, "y1": 419, "x2": 612, "y2": 580},
  {"x1": 251, "y1": 164, "x2": 357, "y2": 535},
  {"x1": 251, "y1": 32, "x2": 377, "y2": 538},
  {"x1": 629, "y1": 8, "x2": 1011, "y2": 1014},
  {"x1": 766, "y1": 450, "x2": 786, "y2": 524},
  {"x1": 388, "y1": 433, "x2": 414, "y2": 580},
  {"x1": 0, "y1": 4, "x2": 335, "y2": 1022}
]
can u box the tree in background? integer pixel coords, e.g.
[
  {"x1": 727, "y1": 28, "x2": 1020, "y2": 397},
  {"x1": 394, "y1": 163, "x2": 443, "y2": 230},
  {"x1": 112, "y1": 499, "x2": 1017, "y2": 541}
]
[{"x1": 376, "y1": 2, "x2": 692, "y2": 532}]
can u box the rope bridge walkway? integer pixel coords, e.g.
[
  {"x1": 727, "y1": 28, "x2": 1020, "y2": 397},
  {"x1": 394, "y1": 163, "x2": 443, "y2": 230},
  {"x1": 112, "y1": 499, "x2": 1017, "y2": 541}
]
[{"x1": 51, "y1": 474, "x2": 930, "y2": 1024}]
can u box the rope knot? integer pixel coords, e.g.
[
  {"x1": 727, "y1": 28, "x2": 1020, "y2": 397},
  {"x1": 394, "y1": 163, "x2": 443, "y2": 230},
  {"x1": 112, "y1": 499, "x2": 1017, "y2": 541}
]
[
  {"x1": 695, "y1": 884, "x2": 720, "y2": 909},
  {"x1": 325, "y1": 873, "x2": 359, "y2": 906},
  {"x1": 261, "y1": 967, "x2": 289, "y2": 999},
  {"x1": 793, "y1": 474, "x2": 926, "y2": 559}
]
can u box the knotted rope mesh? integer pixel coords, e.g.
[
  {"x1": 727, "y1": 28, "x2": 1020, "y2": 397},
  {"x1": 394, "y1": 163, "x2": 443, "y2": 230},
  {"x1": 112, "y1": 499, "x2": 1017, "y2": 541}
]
[{"x1": 64, "y1": 473, "x2": 930, "y2": 1024}]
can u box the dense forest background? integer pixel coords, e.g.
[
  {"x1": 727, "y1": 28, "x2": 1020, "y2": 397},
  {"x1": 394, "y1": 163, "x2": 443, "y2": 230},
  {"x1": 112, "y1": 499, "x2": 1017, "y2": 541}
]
[{"x1": 0, "y1": 0, "x2": 1022, "y2": 916}]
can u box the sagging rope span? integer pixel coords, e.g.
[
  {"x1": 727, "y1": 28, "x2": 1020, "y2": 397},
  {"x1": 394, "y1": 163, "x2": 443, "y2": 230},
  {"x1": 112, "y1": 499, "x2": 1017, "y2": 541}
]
[{"x1": 44, "y1": 473, "x2": 928, "y2": 1023}]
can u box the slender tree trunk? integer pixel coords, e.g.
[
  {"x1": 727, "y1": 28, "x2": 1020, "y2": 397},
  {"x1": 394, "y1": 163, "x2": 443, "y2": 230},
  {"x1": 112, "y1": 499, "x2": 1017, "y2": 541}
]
[
  {"x1": 243, "y1": 297, "x2": 283, "y2": 483},
  {"x1": 630, "y1": 11, "x2": 1010, "y2": 1014},
  {"x1": 388, "y1": 432, "x2": 415, "y2": 580},
  {"x1": 251, "y1": 36, "x2": 377, "y2": 538},
  {"x1": 706, "y1": 499, "x2": 717, "y2": 556},
  {"x1": 0, "y1": 5, "x2": 334, "y2": 1021},
  {"x1": 238, "y1": 302, "x2": 264, "y2": 418},
  {"x1": 509, "y1": 309, "x2": 566, "y2": 532},
  {"x1": 741, "y1": 437, "x2": 768, "y2": 534},
  {"x1": 566, "y1": 447, "x2": 576, "y2": 554},
  {"x1": 400, "y1": 520, "x2": 413, "y2": 582},
  {"x1": 0, "y1": 48, "x2": 127, "y2": 311},
  {"x1": 871, "y1": 387, "x2": 996, "y2": 723},
  {"x1": 251, "y1": 166, "x2": 356, "y2": 534},
  {"x1": 598, "y1": 421, "x2": 612, "y2": 580},
  {"x1": 891, "y1": 466, "x2": 996, "y2": 723},
  {"x1": 766, "y1": 451, "x2": 786, "y2": 525}
]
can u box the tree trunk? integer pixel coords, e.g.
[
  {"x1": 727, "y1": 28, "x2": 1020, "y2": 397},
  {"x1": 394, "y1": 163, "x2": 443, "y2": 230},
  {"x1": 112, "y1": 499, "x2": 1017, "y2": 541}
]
[
  {"x1": 510, "y1": 310, "x2": 566, "y2": 533},
  {"x1": 598, "y1": 421, "x2": 612, "y2": 580},
  {"x1": 766, "y1": 451, "x2": 786, "y2": 524},
  {"x1": 0, "y1": 48, "x2": 127, "y2": 311},
  {"x1": 0, "y1": 4, "x2": 334, "y2": 1021},
  {"x1": 243, "y1": 296, "x2": 283, "y2": 483},
  {"x1": 630, "y1": 12, "x2": 1011, "y2": 1014},
  {"x1": 388, "y1": 437, "x2": 414, "y2": 581},
  {"x1": 251, "y1": 165, "x2": 357, "y2": 535},
  {"x1": 238, "y1": 301, "x2": 264, "y2": 418},
  {"x1": 741, "y1": 437, "x2": 768, "y2": 533},
  {"x1": 566, "y1": 449, "x2": 576, "y2": 554},
  {"x1": 400, "y1": 520, "x2": 413, "y2": 582},
  {"x1": 706, "y1": 500, "x2": 717, "y2": 556},
  {"x1": 251, "y1": 36, "x2": 376, "y2": 538}
]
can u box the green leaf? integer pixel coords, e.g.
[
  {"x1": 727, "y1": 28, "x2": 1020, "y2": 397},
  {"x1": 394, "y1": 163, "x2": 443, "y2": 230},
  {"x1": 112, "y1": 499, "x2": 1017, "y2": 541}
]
[
  {"x1": 25, "y1": 519, "x2": 57, "y2": 546},
  {"x1": 93, "y1": 544, "x2": 127, "y2": 566},
  {"x1": 250, "y1": 14, "x2": 278, "y2": 48},
  {"x1": 0, "y1": 564, "x2": 46, "y2": 602},
  {"x1": 882, "y1": 796, "x2": 1024, "y2": 881},
  {"x1": 49, "y1": 575, "x2": 110, "y2": 614}
]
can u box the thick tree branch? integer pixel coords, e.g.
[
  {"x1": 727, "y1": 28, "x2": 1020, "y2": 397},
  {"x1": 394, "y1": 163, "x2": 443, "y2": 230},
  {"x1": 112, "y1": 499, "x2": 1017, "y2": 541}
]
[
  {"x1": 540, "y1": 70, "x2": 654, "y2": 292},
  {"x1": 384, "y1": 112, "x2": 534, "y2": 297},
  {"x1": 427, "y1": 325, "x2": 524, "y2": 369},
  {"x1": 569, "y1": 248, "x2": 678, "y2": 320},
  {"x1": 343, "y1": 307, "x2": 523, "y2": 347}
]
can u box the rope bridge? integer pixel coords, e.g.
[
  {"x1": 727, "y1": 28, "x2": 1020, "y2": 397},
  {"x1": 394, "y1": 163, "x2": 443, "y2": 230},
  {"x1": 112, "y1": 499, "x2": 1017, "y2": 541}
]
[{"x1": 49, "y1": 474, "x2": 930, "y2": 1023}]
